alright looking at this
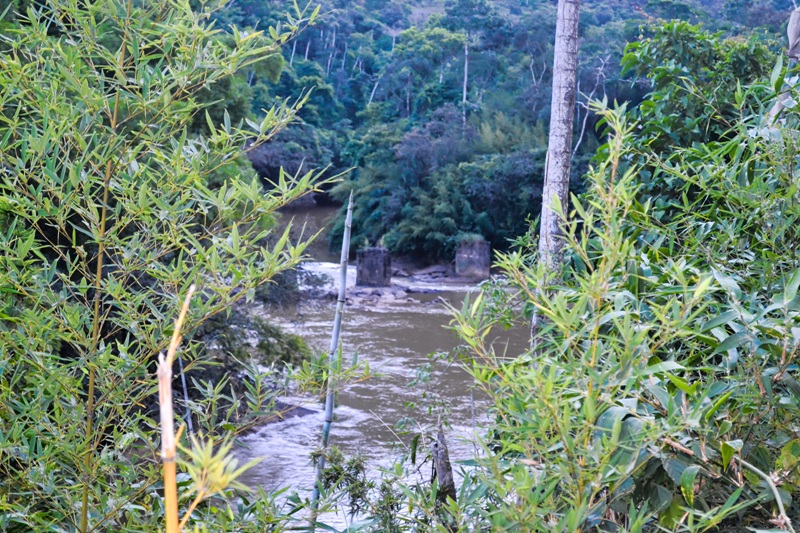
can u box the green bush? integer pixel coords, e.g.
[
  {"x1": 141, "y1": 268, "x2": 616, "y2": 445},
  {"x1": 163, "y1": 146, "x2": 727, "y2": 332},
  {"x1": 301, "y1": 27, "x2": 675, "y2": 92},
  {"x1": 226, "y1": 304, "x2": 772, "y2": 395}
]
[
  {"x1": 622, "y1": 21, "x2": 775, "y2": 205},
  {"x1": 328, "y1": 100, "x2": 800, "y2": 532},
  {"x1": 0, "y1": 1, "x2": 324, "y2": 531},
  {"x1": 446, "y1": 102, "x2": 800, "y2": 531}
]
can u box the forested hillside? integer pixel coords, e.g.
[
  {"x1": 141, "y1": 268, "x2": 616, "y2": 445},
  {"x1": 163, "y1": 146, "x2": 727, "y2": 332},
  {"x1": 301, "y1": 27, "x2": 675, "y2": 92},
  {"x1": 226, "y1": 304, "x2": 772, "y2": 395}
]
[{"x1": 205, "y1": 0, "x2": 791, "y2": 261}]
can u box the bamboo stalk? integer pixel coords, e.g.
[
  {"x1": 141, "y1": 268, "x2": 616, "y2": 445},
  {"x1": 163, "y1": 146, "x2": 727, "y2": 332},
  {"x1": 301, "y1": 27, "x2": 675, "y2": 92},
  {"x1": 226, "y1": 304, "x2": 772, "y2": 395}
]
[
  {"x1": 81, "y1": 27, "x2": 128, "y2": 533},
  {"x1": 158, "y1": 285, "x2": 196, "y2": 533},
  {"x1": 311, "y1": 192, "x2": 353, "y2": 522},
  {"x1": 739, "y1": 457, "x2": 796, "y2": 533}
]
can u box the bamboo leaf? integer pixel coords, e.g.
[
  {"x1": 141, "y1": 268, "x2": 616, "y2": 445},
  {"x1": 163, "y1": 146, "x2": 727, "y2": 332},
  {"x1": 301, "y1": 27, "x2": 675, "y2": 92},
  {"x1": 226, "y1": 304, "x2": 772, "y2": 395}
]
[
  {"x1": 721, "y1": 439, "x2": 742, "y2": 471},
  {"x1": 701, "y1": 310, "x2": 738, "y2": 332},
  {"x1": 712, "y1": 330, "x2": 748, "y2": 355},
  {"x1": 704, "y1": 390, "x2": 733, "y2": 421},
  {"x1": 784, "y1": 269, "x2": 800, "y2": 304},
  {"x1": 680, "y1": 465, "x2": 701, "y2": 507},
  {"x1": 771, "y1": 54, "x2": 785, "y2": 93},
  {"x1": 692, "y1": 275, "x2": 713, "y2": 300},
  {"x1": 666, "y1": 374, "x2": 698, "y2": 396}
]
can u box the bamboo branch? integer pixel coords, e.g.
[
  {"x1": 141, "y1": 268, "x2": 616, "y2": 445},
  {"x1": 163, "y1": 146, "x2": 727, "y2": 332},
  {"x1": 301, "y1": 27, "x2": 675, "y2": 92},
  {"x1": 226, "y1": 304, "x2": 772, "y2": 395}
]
[
  {"x1": 311, "y1": 192, "x2": 353, "y2": 525},
  {"x1": 662, "y1": 437, "x2": 795, "y2": 532},
  {"x1": 81, "y1": 22, "x2": 128, "y2": 533},
  {"x1": 158, "y1": 285, "x2": 196, "y2": 533},
  {"x1": 739, "y1": 457, "x2": 796, "y2": 533}
]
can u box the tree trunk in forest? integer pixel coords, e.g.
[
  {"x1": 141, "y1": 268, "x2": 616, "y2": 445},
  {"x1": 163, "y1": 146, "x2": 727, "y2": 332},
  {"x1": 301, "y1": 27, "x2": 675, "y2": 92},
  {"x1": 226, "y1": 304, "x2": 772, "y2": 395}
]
[
  {"x1": 290, "y1": 40, "x2": 296, "y2": 66},
  {"x1": 326, "y1": 49, "x2": 335, "y2": 75},
  {"x1": 406, "y1": 70, "x2": 413, "y2": 116},
  {"x1": 573, "y1": 57, "x2": 606, "y2": 157},
  {"x1": 532, "y1": 0, "x2": 580, "y2": 342},
  {"x1": 326, "y1": 29, "x2": 337, "y2": 76},
  {"x1": 305, "y1": 40, "x2": 311, "y2": 60},
  {"x1": 462, "y1": 37, "x2": 469, "y2": 127},
  {"x1": 368, "y1": 75, "x2": 381, "y2": 106}
]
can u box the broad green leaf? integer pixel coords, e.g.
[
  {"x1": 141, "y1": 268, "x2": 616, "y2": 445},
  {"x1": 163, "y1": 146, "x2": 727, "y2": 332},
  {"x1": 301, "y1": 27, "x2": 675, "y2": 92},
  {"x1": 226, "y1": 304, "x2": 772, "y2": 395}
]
[
  {"x1": 771, "y1": 53, "x2": 785, "y2": 93},
  {"x1": 666, "y1": 373, "x2": 698, "y2": 396},
  {"x1": 701, "y1": 310, "x2": 738, "y2": 332},
  {"x1": 712, "y1": 269, "x2": 742, "y2": 300},
  {"x1": 597, "y1": 406, "x2": 629, "y2": 431},
  {"x1": 721, "y1": 439, "x2": 742, "y2": 471},
  {"x1": 662, "y1": 456, "x2": 690, "y2": 485},
  {"x1": 680, "y1": 465, "x2": 701, "y2": 507},
  {"x1": 784, "y1": 269, "x2": 800, "y2": 303},
  {"x1": 640, "y1": 361, "x2": 684, "y2": 376},
  {"x1": 712, "y1": 330, "x2": 748, "y2": 355},
  {"x1": 658, "y1": 495, "x2": 685, "y2": 529}
]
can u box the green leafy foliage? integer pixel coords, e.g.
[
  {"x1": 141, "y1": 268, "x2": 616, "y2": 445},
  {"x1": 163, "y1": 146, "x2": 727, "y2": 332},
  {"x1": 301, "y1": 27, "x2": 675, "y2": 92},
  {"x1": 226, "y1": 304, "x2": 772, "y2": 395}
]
[
  {"x1": 163, "y1": 0, "x2": 792, "y2": 261},
  {"x1": 0, "y1": 0, "x2": 325, "y2": 530},
  {"x1": 443, "y1": 90, "x2": 800, "y2": 530},
  {"x1": 622, "y1": 20, "x2": 777, "y2": 208}
]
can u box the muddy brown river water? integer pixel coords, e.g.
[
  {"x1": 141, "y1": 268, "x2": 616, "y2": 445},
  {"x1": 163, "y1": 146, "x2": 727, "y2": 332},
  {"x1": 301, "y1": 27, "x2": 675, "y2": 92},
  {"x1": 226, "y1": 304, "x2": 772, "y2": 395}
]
[
  {"x1": 236, "y1": 207, "x2": 527, "y2": 522},
  {"x1": 239, "y1": 265, "x2": 489, "y2": 488}
]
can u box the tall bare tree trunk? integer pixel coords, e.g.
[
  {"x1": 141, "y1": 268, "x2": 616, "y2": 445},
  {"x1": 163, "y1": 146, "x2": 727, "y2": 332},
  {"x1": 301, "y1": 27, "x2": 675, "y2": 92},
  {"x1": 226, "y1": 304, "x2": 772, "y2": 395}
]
[
  {"x1": 532, "y1": 0, "x2": 580, "y2": 342},
  {"x1": 368, "y1": 75, "x2": 381, "y2": 106},
  {"x1": 406, "y1": 70, "x2": 412, "y2": 116},
  {"x1": 462, "y1": 37, "x2": 469, "y2": 127}
]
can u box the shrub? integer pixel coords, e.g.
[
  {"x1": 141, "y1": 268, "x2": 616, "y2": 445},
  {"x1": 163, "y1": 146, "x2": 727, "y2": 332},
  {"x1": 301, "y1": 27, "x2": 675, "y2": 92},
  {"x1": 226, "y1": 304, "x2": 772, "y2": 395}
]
[
  {"x1": 334, "y1": 101, "x2": 800, "y2": 533},
  {"x1": 449, "y1": 102, "x2": 800, "y2": 531},
  {"x1": 0, "y1": 1, "x2": 323, "y2": 531}
]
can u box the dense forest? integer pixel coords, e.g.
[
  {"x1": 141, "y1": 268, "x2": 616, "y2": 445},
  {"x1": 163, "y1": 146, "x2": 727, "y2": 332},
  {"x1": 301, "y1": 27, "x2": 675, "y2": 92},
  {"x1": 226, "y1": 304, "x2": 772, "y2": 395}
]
[
  {"x1": 5, "y1": 0, "x2": 800, "y2": 532},
  {"x1": 204, "y1": 0, "x2": 790, "y2": 260}
]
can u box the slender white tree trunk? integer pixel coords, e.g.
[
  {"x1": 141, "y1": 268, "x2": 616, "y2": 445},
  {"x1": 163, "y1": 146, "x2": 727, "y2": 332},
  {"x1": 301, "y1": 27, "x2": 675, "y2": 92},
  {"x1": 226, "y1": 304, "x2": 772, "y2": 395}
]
[
  {"x1": 532, "y1": 0, "x2": 580, "y2": 342},
  {"x1": 462, "y1": 37, "x2": 469, "y2": 126},
  {"x1": 539, "y1": 0, "x2": 580, "y2": 269},
  {"x1": 368, "y1": 75, "x2": 381, "y2": 106},
  {"x1": 406, "y1": 70, "x2": 411, "y2": 116}
]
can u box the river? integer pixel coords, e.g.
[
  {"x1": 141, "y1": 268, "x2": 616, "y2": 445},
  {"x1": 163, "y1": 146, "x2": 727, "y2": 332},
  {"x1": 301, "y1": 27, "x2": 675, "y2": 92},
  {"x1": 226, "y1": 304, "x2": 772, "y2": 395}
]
[{"x1": 237, "y1": 206, "x2": 526, "y2": 522}]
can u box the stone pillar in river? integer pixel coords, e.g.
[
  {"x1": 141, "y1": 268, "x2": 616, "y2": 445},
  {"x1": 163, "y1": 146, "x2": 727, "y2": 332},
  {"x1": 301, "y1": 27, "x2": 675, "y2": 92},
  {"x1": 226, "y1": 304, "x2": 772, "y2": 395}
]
[
  {"x1": 455, "y1": 235, "x2": 490, "y2": 281},
  {"x1": 356, "y1": 247, "x2": 391, "y2": 287}
]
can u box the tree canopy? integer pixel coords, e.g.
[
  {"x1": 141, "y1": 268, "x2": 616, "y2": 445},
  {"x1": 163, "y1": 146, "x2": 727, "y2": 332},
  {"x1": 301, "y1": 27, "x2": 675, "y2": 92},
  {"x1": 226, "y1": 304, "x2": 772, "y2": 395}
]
[{"x1": 199, "y1": 0, "x2": 792, "y2": 261}]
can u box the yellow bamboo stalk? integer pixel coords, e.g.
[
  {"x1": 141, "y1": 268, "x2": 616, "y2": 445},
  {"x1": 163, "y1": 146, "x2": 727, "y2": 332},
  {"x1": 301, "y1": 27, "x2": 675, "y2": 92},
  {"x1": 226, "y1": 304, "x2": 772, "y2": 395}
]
[{"x1": 158, "y1": 285, "x2": 196, "y2": 533}]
